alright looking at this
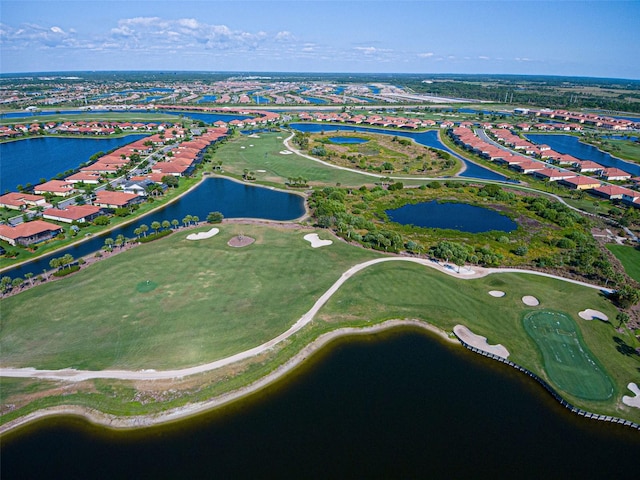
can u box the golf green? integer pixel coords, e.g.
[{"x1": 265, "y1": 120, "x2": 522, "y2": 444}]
[{"x1": 523, "y1": 310, "x2": 614, "y2": 401}]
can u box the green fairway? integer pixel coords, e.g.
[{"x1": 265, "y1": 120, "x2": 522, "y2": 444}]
[
  {"x1": 607, "y1": 244, "x2": 640, "y2": 282},
  {"x1": 0, "y1": 224, "x2": 381, "y2": 370},
  {"x1": 523, "y1": 311, "x2": 614, "y2": 401},
  {"x1": 317, "y1": 261, "x2": 639, "y2": 415},
  {"x1": 218, "y1": 132, "x2": 378, "y2": 186}
]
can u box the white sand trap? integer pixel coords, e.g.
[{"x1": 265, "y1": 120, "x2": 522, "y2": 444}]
[
  {"x1": 186, "y1": 227, "x2": 219, "y2": 241},
  {"x1": 454, "y1": 325, "x2": 510, "y2": 359},
  {"x1": 277, "y1": 136, "x2": 282, "y2": 139},
  {"x1": 249, "y1": 144, "x2": 254, "y2": 147},
  {"x1": 247, "y1": 134, "x2": 260, "y2": 138},
  {"x1": 279, "y1": 150, "x2": 293, "y2": 155},
  {"x1": 622, "y1": 383, "x2": 640, "y2": 409},
  {"x1": 522, "y1": 295, "x2": 539, "y2": 306},
  {"x1": 304, "y1": 233, "x2": 333, "y2": 248},
  {"x1": 578, "y1": 309, "x2": 609, "y2": 321},
  {"x1": 240, "y1": 146, "x2": 246, "y2": 149},
  {"x1": 489, "y1": 290, "x2": 506, "y2": 298},
  {"x1": 256, "y1": 169, "x2": 267, "y2": 173}
]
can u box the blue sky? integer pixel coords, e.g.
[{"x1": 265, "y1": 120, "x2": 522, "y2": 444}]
[{"x1": 1, "y1": 0, "x2": 639, "y2": 79}]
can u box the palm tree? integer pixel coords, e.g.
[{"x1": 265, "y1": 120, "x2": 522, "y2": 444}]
[
  {"x1": 134, "y1": 227, "x2": 142, "y2": 239},
  {"x1": 171, "y1": 219, "x2": 179, "y2": 230},
  {"x1": 103, "y1": 238, "x2": 114, "y2": 252},
  {"x1": 151, "y1": 221, "x2": 161, "y2": 234},
  {"x1": 25, "y1": 272, "x2": 34, "y2": 286},
  {"x1": 191, "y1": 215, "x2": 199, "y2": 225},
  {"x1": 115, "y1": 234, "x2": 126, "y2": 248},
  {"x1": 49, "y1": 257, "x2": 61, "y2": 270},
  {"x1": 182, "y1": 215, "x2": 192, "y2": 228},
  {"x1": 161, "y1": 220, "x2": 171, "y2": 231},
  {"x1": 139, "y1": 224, "x2": 149, "y2": 237}
]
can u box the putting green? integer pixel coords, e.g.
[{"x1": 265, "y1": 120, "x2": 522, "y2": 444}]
[{"x1": 523, "y1": 310, "x2": 614, "y2": 401}]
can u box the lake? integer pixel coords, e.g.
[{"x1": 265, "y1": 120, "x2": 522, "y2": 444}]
[
  {"x1": 4, "y1": 178, "x2": 305, "y2": 279},
  {"x1": 386, "y1": 201, "x2": 517, "y2": 233},
  {"x1": 526, "y1": 134, "x2": 640, "y2": 177},
  {"x1": 290, "y1": 123, "x2": 507, "y2": 182},
  {"x1": 2, "y1": 329, "x2": 638, "y2": 478},
  {"x1": 0, "y1": 135, "x2": 148, "y2": 192}
]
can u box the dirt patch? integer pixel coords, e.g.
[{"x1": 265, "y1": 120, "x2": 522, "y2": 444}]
[{"x1": 228, "y1": 235, "x2": 255, "y2": 248}]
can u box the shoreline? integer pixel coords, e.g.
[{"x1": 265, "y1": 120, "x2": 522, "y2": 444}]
[{"x1": 0, "y1": 320, "x2": 454, "y2": 435}]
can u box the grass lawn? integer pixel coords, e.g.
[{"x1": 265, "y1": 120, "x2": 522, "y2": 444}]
[
  {"x1": 316, "y1": 261, "x2": 640, "y2": 419},
  {"x1": 216, "y1": 132, "x2": 379, "y2": 187},
  {"x1": 0, "y1": 224, "x2": 382, "y2": 370},
  {"x1": 607, "y1": 244, "x2": 640, "y2": 282}
]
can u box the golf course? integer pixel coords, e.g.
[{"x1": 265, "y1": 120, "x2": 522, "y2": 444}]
[{"x1": 1, "y1": 129, "x2": 640, "y2": 433}]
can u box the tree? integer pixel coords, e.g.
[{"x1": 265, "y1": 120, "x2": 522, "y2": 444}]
[
  {"x1": 25, "y1": 272, "x2": 34, "y2": 286},
  {"x1": 171, "y1": 219, "x2": 179, "y2": 229},
  {"x1": 162, "y1": 220, "x2": 171, "y2": 231},
  {"x1": 207, "y1": 211, "x2": 224, "y2": 224},
  {"x1": 11, "y1": 277, "x2": 23, "y2": 290},
  {"x1": 151, "y1": 221, "x2": 161, "y2": 234},
  {"x1": 162, "y1": 175, "x2": 179, "y2": 188},
  {"x1": 1, "y1": 276, "x2": 12, "y2": 293},
  {"x1": 139, "y1": 224, "x2": 149, "y2": 237},
  {"x1": 616, "y1": 312, "x2": 630, "y2": 328},
  {"x1": 611, "y1": 286, "x2": 640, "y2": 309},
  {"x1": 103, "y1": 238, "x2": 114, "y2": 252},
  {"x1": 182, "y1": 215, "x2": 192, "y2": 228},
  {"x1": 115, "y1": 234, "x2": 126, "y2": 248},
  {"x1": 191, "y1": 215, "x2": 199, "y2": 224},
  {"x1": 49, "y1": 257, "x2": 61, "y2": 270},
  {"x1": 133, "y1": 227, "x2": 142, "y2": 239}
]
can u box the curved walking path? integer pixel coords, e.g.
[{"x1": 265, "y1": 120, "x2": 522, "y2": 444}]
[{"x1": 0, "y1": 256, "x2": 611, "y2": 383}]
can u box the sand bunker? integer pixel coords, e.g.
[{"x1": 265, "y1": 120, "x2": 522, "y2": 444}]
[
  {"x1": 489, "y1": 290, "x2": 506, "y2": 298},
  {"x1": 623, "y1": 383, "x2": 640, "y2": 409},
  {"x1": 247, "y1": 134, "x2": 260, "y2": 138},
  {"x1": 578, "y1": 309, "x2": 609, "y2": 321},
  {"x1": 228, "y1": 235, "x2": 255, "y2": 247},
  {"x1": 240, "y1": 146, "x2": 246, "y2": 149},
  {"x1": 522, "y1": 295, "x2": 539, "y2": 306},
  {"x1": 256, "y1": 169, "x2": 267, "y2": 173},
  {"x1": 186, "y1": 227, "x2": 219, "y2": 241},
  {"x1": 279, "y1": 150, "x2": 293, "y2": 155},
  {"x1": 304, "y1": 233, "x2": 333, "y2": 248},
  {"x1": 453, "y1": 325, "x2": 510, "y2": 359}
]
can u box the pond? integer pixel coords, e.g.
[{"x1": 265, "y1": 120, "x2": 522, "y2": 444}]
[
  {"x1": 3, "y1": 178, "x2": 305, "y2": 279},
  {"x1": 328, "y1": 136, "x2": 369, "y2": 144},
  {"x1": 386, "y1": 201, "x2": 517, "y2": 233},
  {"x1": 2, "y1": 330, "x2": 638, "y2": 478}
]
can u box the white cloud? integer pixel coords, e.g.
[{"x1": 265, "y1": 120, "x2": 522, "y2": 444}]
[
  {"x1": 417, "y1": 52, "x2": 434, "y2": 58},
  {"x1": 478, "y1": 55, "x2": 490, "y2": 60}
]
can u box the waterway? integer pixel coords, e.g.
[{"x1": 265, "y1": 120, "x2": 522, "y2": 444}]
[
  {"x1": 386, "y1": 201, "x2": 517, "y2": 233},
  {"x1": 0, "y1": 135, "x2": 148, "y2": 192},
  {"x1": 526, "y1": 133, "x2": 640, "y2": 177},
  {"x1": 2, "y1": 330, "x2": 638, "y2": 478},
  {"x1": 290, "y1": 123, "x2": 507, "y2": 181},
  {"x1": 4, "y1": 178, "x2": 305, "y2": 279},
  {"x1": 0, "y1": 110, "x2": 251, "y2": 125}
]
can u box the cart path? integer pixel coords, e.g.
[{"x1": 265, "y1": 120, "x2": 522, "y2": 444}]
[{"x1": 0, "y1": 257, "x2": 611, "y2": 382}]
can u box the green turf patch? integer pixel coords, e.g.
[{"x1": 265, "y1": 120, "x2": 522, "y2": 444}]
[
  {"x1": 523, "y1": 310, "x2": 614, "y2": 401},
  {"x1": 136, "y1": 280, "x2": 158, "y2": 293},
  {"x1": 606, "y1": 244, "x2": 640, "y2": 283}
]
